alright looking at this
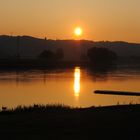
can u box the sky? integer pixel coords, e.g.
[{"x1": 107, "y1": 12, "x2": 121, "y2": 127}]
[{"x1": 0, "y1": 0, "x2": 140, "y2": 42}]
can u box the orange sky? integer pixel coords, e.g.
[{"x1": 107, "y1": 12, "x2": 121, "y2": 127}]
[{"x1": 0, "y1": 0, "x2": 140, "y2": 42}]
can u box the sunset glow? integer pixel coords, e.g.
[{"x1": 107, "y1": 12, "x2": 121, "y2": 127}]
[
  {"x1": 0, "y1": 0, "x2": 140, "y2": 42},
  {"x1": 74, "y1": 27, "x2": 83, "y2": 37},
  {"x1": 74, "y1": 67, "x2": 81, "y2": 97},
  {"x1": 1, "y1": 0, "x2": 140, "y2": 138}
]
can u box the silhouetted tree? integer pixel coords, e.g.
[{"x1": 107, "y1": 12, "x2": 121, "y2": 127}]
[
  {"x1": 55, "y1": 48, "x2": 64, "y2": 60},
  {"x1": 38, "y1": 50, "x2": 55, "y2": 60},
  {"x1": 87, "y1": 47, "x2": 118, "y2": 64}
]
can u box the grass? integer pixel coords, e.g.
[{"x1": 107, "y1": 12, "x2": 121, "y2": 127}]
[
  {"x1": 0, "y1": 104, "x2": 140, "y2": 140},
  {"x1": 1, "y1": 104, "x2": 75, "y2": 114}
]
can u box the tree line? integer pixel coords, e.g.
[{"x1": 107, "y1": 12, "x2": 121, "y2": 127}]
[{"x1": 38, "y1": 47, "x2": 118, "y2": 64}]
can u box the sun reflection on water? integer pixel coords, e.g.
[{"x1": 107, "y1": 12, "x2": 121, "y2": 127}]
[{"x1": 74, "y1": 67, "x2": 81, "y2": 97}]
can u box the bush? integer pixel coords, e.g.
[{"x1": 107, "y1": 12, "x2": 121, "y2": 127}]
[
  {"x1": 38, "y1": 50, "x2": 55, "y2": 60},
  {"x1": 87, "y1": 47, "x2": 117, "y2": 64}
]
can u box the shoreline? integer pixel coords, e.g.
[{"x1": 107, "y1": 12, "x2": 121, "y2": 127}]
[
  {"x1": 0, "y1": 104, "x2": 140, "y2": 139},
  {"x1": 1, "y1": 104, "x2": 140, "y2": 113}
]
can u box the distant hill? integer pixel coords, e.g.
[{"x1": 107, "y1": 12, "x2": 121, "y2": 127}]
[{"x1": 0, "y1": 35, "x2": 140, "y2": 61}]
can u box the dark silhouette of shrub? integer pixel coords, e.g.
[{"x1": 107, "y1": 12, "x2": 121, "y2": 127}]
[
  {"x1": 55, "y1": 48, "x2": 64, "y2": 60},
  {"x1": 87, "y1": 47, "x2": 118, "y2": 64},
  {"x1": 38, "y1": 50, "x2": 55, "y2": 60}
]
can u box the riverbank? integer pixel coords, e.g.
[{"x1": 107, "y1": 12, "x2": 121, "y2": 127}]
[
  {"x1": 0, "y1": 58, "x2": 139, "y2": 70},
  {"x1": 0, "y1": 104, "x2": 140, "y2": 139}
]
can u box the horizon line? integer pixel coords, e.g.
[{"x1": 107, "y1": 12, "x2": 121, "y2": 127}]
[{"x1": 0, "y1": 34, "x2": 139, "y2": 44}]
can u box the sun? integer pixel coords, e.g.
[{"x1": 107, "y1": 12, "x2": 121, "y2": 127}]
[{"x1": 74, "y1": 27, "x2": 83, "y2": 36}]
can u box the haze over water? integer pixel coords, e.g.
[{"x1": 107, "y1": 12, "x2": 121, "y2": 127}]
[{"x1": 0, "y1": 65, "x2": 140, "y2": 108}]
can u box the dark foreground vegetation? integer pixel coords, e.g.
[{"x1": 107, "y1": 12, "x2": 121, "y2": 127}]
[{"x1": 0, "y1": 104, "x2": 140, "y2": 140}]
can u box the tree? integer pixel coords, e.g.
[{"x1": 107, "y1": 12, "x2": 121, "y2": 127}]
[
  {"x1": 38, "y1": 50, "x2": 55, "y2": 60},
  {"x1": 87, "y1": 47, "x2": 117, "y2": 64},
  {"x1": 55, "y1": 48, "x2": 64, "y2": 60}
]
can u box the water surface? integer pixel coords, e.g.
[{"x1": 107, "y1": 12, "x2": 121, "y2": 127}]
[{"x1": 0, "y1": 65, "x2": 140, "y2": 108}]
